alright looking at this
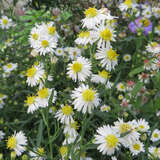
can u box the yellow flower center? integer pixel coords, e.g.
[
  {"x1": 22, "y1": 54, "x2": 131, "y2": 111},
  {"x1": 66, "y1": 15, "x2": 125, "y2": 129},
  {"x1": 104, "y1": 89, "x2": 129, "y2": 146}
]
[
  {"x1": 84, "y1": 8, "x2": 98, "y2": 18},
  {"x1": 81, "y1": 152, "x2": 86, "y2": 158},
  {"x1": 59, "y1": 146, "x2": 68, "y2": 156},
  {"x1": 106, "y1": 48, "x2": 118, "y2": 61},
  {"x1": 62, "y1": 105, "x2": 73, "y2": 116},
  {"x1": 71, "y1": 61, "x2": 82, "y2": 73},
  {"x1": 27, "y1": 66, "x2": 36, "y2": 77},
  {"x1": 7, "y1": 136, "x2": 17, "y2": 149},
  {"x1": 0, "y1": 93, "x2": 4, "y2": 98},
  {"x1": 26, "y1": 96, "x2": 35, "y2": 105},
  {"x1": 124, "y1": 0, "x2": 132, "y2": 8},
  {"x1": 32, "y1": 33, "x2": 39, "y2": 40},
  {"x1": 105, "y1": 134, "x2": 119, "y2": 148},
  {"x1": 57, "y1": 49, "x2": 62, "y2": 54},
  {"x1": 78, "y1": 31, "x2": 90, "y2": 38},
  {"x1": 153, "y1": 133, "x2": 159, "y2": 138},
  {"x1": 48, "y1": 26, "x2": 56, "y2": 35},
  {"x1": 41, "y1": 40, "x2": 49, "y2": 48},
  {"x1": 38, "y1": 88, "x2": 49, "y2": 99},
  {"x1": 100, "y1": 28, "x2": 112, "y2": 42},
  {"x1": 37, "y1": 147, "x2": 44, "y2": 155},
  {"x1": 157, "y1": 25, "x2": 160, "y2": 31},
  {"x1": 2, "y1": 18, "x2": 8, "y2": 25},
  {"x1": 0, "y1": 100, "x2": 2, "y2": 104},
  {"x1": 139, "y1": 125, "x2": 145, "y2": 129},
  {"x1": 7, "y1": 63, "x2": 12, "y2": 69},
  {"x1": 120, "y1": 123, "x2": 131, "y2": 133},
  {"x1": 98, "y1": 70, "x2": 111, "y2": 79},
  {"x1": 82, "y1": 89, "x2": 95, "y2": 102},
  {"x1": 120, "y1": 84, "x2": 125, "y2": 90},
  {"x1": 154, "y1": 148, "x2": 159, "y2": 155},
  {"x1": 70, "y1": 121, "x2": 79, "y2": 130},
  {"x1": 143, "y1": 19, "x2": 150, "y2": 27},
  {"x1": 133, "y1": 143, "x2": 140, "y2": 151},
  {"x1": 152, "y1": 42, "x2": 158, "y2": 48}
]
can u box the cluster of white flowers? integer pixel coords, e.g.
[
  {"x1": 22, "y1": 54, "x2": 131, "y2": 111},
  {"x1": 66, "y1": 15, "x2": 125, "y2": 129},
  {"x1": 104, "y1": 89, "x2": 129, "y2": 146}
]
[
  {"x1": 29, "y1": 22, "x2": 59, "y2": 56},
  {"x1": 2, "y1": 63, "x2": 17, "y2": 78},
  {"x1": 94, "y1": 118, "x2": 150, "y2": 156}
]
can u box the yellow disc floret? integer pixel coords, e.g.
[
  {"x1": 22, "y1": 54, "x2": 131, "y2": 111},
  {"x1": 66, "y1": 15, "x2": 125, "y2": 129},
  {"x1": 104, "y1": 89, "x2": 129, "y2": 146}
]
[
  {"x1": 98, "y1": 70, "x2": 111, "y2": 79},
  {"x1": 78, "y1": 31, "x2": 90, "y2": 38},
  {"x1": 38, "y1": 88, "x2": 49, "y2": 99},
  {"x1": 27, "y1": 66, "x2": 36, "y2": 78},
  {"x1": 32, "y1": 33, "x2": 39, "y2": 40},
  {"x1": 48, "y1": 26, "x2": 56, "y2": 35},
  {"x1": 100, "y1": 28, "x2": 113, "y2": 42},
  {"x1": 26, "y1": 96, "x2": 35, "y2": 105},
  {"x1": 72, "y1": 61, "x2": 82, "y2": 73},
  {"x1": 105, "y1": 134, "x2": 119, "y2": 148},
  {"x1": 41, "y1": 40, "x2": 49, "y2": 48},
  {"x1": 7, "y1": 136, "x2": 17, "y2": 149},
  {"x1": 120, "y1": 123, "x2": 132, "y2": 133},
  {"x1": 62, "y1": 105, "x2": 73, "y2": 116},
  {"x1": 133, "y1": 143, "x2": 140, "y2": 151},
  {"x1": 2, "y1": 18, "x2": 8, "y2": 25},
  {"x1": 7, "y1": 63, "x2": 12, "y2": 69},
  {"x1": 59, "y1": 146, "x2": 68, "y2": 156},
  {"x1": 124, "y1": 0, "x2": 132, "y2": 8},
  {"x1": 106, "y1": 48, "x2": 118, "y2": 61},
  {"x1": 82, "y1": 89, "x2": 95, "y2": 102},
  {"x1": 84, "y1": 8, "x2": 98, "y2": 18}
]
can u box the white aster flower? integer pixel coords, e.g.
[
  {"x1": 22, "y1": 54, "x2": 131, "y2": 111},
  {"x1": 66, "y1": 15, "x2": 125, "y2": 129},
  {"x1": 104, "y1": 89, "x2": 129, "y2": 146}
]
[
  {"x1": 26, "y1": 64, "x2": 45, "y2": 87},
  {"x1": 146, "y1": 42, "x2": 160, "y2": 55},
  {"x1": 0, "y1": 130, "x2": 5, "y2": 140},
  {"x1": 151, "y1": 129, "x2": 160, "y2": 142},
  {"x1": 142, "y1": 8, "x2": 152, "y2": 18},
  {"x1": 29, "y1": 147, "x2": 45, "y2": 160},
  {"x1": 93, "y1": 25, "x2": 116, "y2": 48},
  {"x1": 152, "y1": 7, "x2": 160, "y2": 18},
  {"x1": 0, "y1": 16, "x2": 13, "y2": 29},
  {"x1": 123, "y1": 54, "x2": 131, "y2": 62},
  {"x1": 155, "y1": 25, "x2": 160, "y2": 35},
  {"x1": 111, "y1": 156, "x2": 117, "y2": 160},
  {"x1": 36, "y1": 36, "x2": 57, "y2": 55},
  {"x1": 96, "y1": 46, "x2": 118, "y2": 71},
  {"x1": 67, "y1": 56, "x2": 91, "y2": 82},
  {"x1": 136, "y1": 118, "x2": 150, "y2": 132},
  {"x1": 91, "y1": 70, "x2": 111, "y2": 86},
  {"x1": 149, "y1": 146, "x2": 160, "y2": 159},
  {"x1": 68, "y1": 47, "x2": 81, "y2": 60},
  {"x1": 7, "y1": 131, "x2": 27, "y2": 156},
  {"x1": 129, "y1": 140, "x2": 145, "y2": 156},
  {"x1": 3, "y1": 63, "x2": 17, "y2": 72},
  {"x1": 82, "y1": 7, "x2": 107, "y2": 29},
  {"x1": 71, "y1": 84, "x2": 101, "y2": 114},
  {"x1": 55, "y1": 104, "x2": 74, "y2": 124},
  {"x1": 75, "y1": 31, "x2": 93, "y2": 45},
  {"x1": 100, "y1": 105, "x2": 111, "y2": 112},
  {"x1": 55, "y1": 48, "x2": 64, "y2": 56},
  {"x1": 116, "y1": 82, "x2": 126, "y2": 92},
  {"x1": 25, "y1": 95, "x2": 39, "y2": 114},
  {"x1": 119, "y1": 0, "x2": 135, "y2": 11},
  {"x1": 36, "y1": 88, "x2": 56, "y2": 108},
  {"x1": 113, "y1": 119, "x2": 140, "y2": 148},
  {"x1": 94, "y1": 125, "x2": 121, "y2": 155},
  {"x1": 63, "y1": 120, "x2": 79, "y2": 138}
]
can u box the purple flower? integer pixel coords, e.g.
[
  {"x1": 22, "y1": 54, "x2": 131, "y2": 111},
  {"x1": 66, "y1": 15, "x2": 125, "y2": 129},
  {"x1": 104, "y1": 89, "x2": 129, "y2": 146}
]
[{"x1": 128, "y1": 17, "x2": 152, "y2": 35}]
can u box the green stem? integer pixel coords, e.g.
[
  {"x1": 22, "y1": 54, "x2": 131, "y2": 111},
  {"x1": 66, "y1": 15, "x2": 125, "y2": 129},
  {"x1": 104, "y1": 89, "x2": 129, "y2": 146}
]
[{"x1": 40, "y1": 110, "x2": 53, "y2": 159}]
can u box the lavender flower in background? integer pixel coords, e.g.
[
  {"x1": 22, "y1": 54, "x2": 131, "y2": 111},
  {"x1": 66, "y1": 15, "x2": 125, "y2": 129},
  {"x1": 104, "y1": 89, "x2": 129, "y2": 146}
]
[{"x1": 128, "y1": 17, "x2": 152, "y2": 35}]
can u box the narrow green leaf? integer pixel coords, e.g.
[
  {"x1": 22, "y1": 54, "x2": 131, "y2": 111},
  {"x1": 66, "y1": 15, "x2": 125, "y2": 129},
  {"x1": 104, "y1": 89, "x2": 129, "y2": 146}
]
[
  {"x1": 131, "y1": 82, "x2": 143, "y2": 97},
  {"x1": 129, "y1": 66, "x2": 144, "y2": 77}
]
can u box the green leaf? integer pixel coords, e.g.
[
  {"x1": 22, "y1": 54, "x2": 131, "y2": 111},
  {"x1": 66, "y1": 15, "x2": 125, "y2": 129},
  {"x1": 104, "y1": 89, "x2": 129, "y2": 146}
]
[
  {"x1": 36, "y1": 119, "x2": 43, "y2": 147},
  {"x1": 129, "y1": 66, "x2": 144, "y2": 77},
  {"x1": 131, "y1": 82, "x2": 143, "y2": 97},
  {"x1": 60, "y1": 11, "x2": 72, "y2": 21}
]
